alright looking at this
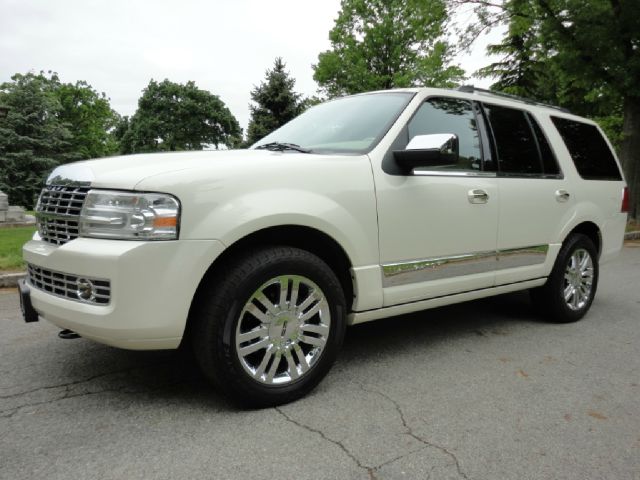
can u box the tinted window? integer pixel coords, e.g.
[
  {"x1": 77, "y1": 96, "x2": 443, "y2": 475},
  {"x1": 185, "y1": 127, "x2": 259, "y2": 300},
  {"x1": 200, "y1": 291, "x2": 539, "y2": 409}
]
[
  {"x1": 551, "y1": 117, "x2": 622, "y2": 180},
  {"x1": 528, "y1": 113, "x2": 560, "y2": 175},
  {"x1": 484, "y1": 104, "x2": 542, "y2": 175},
  {"x1": 408, "y1": 98, "x2": 482, "y2": 171}
]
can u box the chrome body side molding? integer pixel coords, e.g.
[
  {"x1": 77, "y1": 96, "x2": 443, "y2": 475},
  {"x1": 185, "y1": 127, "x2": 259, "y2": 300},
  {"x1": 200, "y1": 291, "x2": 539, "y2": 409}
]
[
  {"x1": 382, "y1": 244, "x2": 549, "y2": 287},
  {"x1": 497, "y1": 244, "x2": 549, "y2": 269},
  {"x1": 383, "y1": 251, "x2": 495, "y2": 287}
]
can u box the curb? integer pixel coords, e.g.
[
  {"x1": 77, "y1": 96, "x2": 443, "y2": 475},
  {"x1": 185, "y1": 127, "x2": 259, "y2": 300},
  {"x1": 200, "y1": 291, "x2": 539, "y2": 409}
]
[
  {"x1": 0, "y1": 272, "x2": 26, "y2": 288},
  {"x1": 625, "y1": 230, "x2": 640, "y2": 240},
  {"x1": 0, "y1": 222, "x2": 36, "y2": 229}
]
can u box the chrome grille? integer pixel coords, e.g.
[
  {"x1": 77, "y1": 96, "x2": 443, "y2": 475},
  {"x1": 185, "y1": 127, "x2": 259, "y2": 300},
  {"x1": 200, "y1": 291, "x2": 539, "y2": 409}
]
[
  {"x1": 27, "y1": 264, "x2": 111, "y2": 305},
  {"x1": 36, "y1": 185, "x2": 90, "y2": 245}
]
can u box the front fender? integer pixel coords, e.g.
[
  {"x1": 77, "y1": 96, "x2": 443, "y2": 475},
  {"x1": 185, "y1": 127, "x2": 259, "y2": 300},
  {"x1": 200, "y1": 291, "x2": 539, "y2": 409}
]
[
  {"x1": 188, "y1": 188, "x2": 378, "y2": 268},
  {"x1": 134, "y1": 154, "x2": 381, "y2": 268}
]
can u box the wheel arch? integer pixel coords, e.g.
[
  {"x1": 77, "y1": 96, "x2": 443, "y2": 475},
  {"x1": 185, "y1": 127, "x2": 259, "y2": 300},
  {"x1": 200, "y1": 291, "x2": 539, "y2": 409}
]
[
  {"x1": 184, "y1": 225, "x2": 355, "y2": 343},
  {"x1": 564, "y1": 221, "x2": 602, "y2": 258}
]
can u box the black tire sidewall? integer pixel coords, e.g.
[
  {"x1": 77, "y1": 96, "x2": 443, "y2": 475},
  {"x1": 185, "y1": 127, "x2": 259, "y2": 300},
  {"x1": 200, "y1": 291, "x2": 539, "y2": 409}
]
[
  {"x1": 195, "y1": 247, "x2": 346, "y2": 407},
  {"x1": 545, "y1": 234, "x2": 599, "y2": 323}
]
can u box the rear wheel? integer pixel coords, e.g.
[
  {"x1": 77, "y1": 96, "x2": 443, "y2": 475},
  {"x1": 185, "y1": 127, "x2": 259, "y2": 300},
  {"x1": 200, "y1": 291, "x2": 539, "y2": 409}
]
[
  {"x1": 191, "y1": 246, "x2": 346, "y2": 407},
  {"x1": 530, "y1": 233, "x2": 599, "y2": 323}
]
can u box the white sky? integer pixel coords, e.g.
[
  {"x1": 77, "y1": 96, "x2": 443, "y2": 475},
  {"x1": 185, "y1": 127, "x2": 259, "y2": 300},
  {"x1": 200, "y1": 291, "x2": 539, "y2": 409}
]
[{"x1": 0, "y1": 0, "x2": 502, "y2": 131}]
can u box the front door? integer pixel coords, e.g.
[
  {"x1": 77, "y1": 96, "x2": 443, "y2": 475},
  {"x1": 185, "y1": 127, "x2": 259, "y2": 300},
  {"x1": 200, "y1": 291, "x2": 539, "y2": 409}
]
[{"x1": 371, "y1": 96, "x2": 499, "y2": 307}]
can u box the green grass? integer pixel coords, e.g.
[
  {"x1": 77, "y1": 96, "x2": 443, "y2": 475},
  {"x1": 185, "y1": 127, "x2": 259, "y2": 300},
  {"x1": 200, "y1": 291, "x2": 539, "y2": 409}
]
[
  {"x1": 627, "y1": 220, "x2": 639, "y2": 233},
  {"x1": 0, "y1": 226, "x2": 36, "y2": 272}
]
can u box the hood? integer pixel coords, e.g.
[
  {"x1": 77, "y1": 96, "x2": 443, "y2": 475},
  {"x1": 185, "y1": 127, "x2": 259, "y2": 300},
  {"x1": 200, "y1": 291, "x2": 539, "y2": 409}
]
[{"x1": 46, "y1": 150, "x2": 294, "y2": 190}]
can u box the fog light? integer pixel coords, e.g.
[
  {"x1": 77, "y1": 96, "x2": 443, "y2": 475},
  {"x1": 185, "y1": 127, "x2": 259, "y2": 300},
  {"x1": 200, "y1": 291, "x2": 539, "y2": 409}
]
[{"x1": 76, "y1": 278, "x2": 96, "y2": 302}]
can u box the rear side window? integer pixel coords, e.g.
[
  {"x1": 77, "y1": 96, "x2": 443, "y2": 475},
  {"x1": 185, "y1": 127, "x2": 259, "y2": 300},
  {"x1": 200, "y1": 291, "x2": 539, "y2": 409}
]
[
  {"x1": 529, "y1": 115, "x2": 560, "y2": 175},
  {"x1": 483, "y1": 104, "x2": 560, "y2": 176},
  {"x1": 551, "y1": 117, "x2": 622, "y2": 180}
]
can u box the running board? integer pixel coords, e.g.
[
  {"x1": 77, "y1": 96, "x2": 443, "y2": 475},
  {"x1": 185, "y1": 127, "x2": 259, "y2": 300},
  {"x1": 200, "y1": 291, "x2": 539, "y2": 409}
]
[{"x1": 348, "y1": 278, "x2": 546, "y2": 325}]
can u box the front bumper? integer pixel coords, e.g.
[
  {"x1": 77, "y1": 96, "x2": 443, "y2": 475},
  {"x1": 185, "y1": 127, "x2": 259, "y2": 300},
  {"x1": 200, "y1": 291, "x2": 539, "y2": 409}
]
[{"x1": 23, "y1": 235, "x2": 225, "y2": 350}]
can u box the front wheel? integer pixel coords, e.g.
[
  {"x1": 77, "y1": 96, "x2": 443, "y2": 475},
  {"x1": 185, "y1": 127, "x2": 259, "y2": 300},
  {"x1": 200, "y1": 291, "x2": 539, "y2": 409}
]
[
  {"x1": 530, "y1": 233, "x2": 599, "y2": 323},
  {"x1": 191, "y1": 246, "x2": 346, "y2": 407}
]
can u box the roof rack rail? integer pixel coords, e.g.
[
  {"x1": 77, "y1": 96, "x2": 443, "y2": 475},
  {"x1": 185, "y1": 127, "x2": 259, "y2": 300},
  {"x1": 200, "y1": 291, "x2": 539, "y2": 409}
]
[{"x1": 456, "y1": 85, "x2": 571, "y2": 113}]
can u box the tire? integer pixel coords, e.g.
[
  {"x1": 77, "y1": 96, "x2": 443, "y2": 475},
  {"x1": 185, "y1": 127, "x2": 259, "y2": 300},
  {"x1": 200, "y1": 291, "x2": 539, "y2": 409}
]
[
  {"x1": 530, "y1": 233, "x2": 599, "y2": 323},
  {"x1": 191, "y1": 246, "x2": 346, "y2": 408}
]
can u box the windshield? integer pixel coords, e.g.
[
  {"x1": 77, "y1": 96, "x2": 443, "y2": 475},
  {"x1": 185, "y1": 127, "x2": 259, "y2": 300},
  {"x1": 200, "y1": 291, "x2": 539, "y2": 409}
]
[{"x1": 251, "y1": 92, "x2": 415, "y2": 154}]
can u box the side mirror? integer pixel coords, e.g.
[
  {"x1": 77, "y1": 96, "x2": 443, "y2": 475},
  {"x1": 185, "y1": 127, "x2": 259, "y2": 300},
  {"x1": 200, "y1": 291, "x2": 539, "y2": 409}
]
[{"x1": 393, "y1": 133, "x2": 459, "y2": 171}]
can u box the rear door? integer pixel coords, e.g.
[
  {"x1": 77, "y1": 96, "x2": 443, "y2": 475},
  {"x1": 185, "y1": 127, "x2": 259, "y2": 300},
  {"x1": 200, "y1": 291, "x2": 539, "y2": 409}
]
[
  {"x1": 481, "y1": 103, "x2": 573, "y2": 285},
  {"x1": 550, "y1": 116, "x2": 627, "y2": 262}
]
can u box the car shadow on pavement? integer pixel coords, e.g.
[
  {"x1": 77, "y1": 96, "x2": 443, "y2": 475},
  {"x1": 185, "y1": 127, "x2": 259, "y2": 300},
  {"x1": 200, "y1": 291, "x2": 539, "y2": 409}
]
[
  {"x1": 2, "y1": 291, "x2": 543, "y2": 416},
  {"x1": 341, "y1": 290, "x2": 543, "y2": 361}
]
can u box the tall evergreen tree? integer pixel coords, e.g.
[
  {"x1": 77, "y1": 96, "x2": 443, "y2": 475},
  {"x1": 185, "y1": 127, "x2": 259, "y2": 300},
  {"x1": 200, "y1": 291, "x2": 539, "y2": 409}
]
[
  {"x1": 245, "y1": 58, "x2": 304, "y2": 146},
  {"x1": 453, "y1": 0, "x2": 640, "y2": 219},
  {"x1": 313, "y1": 0, "x2": 465, "y2": 98},
  {"x1": 0, "y1": 72, "x2": 73, "y2": 208},
  {"x1": 0, "y1": 72, "x2": 122, "y2": 207}
]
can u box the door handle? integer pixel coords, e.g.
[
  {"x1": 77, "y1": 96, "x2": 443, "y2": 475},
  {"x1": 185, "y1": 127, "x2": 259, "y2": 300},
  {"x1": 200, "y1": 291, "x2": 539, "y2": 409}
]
[
  {"x1": 468, "y1": 189, "x2": 489, "y2": 204},
  {"x1": 555, "y1": 190, "x2": 570, "y2": 202}
]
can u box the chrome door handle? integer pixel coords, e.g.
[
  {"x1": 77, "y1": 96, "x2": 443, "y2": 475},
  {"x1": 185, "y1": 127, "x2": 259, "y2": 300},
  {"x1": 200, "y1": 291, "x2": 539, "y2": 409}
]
[
  {"x1": 468, "y1": 189, "x2": 489, "y2": 204},
  {"x1": 555, "y1": 190, "x2": 570, "y2": 202}
]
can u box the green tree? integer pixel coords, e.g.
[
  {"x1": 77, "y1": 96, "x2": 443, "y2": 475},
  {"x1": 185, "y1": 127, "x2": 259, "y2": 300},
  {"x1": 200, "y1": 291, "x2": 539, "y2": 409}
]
[
  {"x1": 245, "y1": 58, "x2": 305, "y2": 145},
  {"x1": 56, "y1": 80, "x2": 121, "y2": 159},
  {"x1": 313, "y1": 0, "x2": 465, "y2": 98},
  {"x1": 454, "y1": 0, "x2": 640, "y2": 219},
  {"x1": 0, "y1": 72, "x2": 73, "y2": 208},
  {"x1": 0, "y1": 71, "x2": 123, "y2": 208},
  {"x1": 122, "y1": 79, "x2": 242, "y2": 153},
  {"x1": 112, "y1": 115, "x2": 130, "y2": 146}
]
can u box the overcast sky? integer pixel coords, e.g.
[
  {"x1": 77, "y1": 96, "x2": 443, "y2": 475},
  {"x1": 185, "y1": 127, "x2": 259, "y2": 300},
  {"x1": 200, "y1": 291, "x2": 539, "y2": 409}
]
[{"x1": 0, "y1": 0, "x2": 501, "y2": 131}]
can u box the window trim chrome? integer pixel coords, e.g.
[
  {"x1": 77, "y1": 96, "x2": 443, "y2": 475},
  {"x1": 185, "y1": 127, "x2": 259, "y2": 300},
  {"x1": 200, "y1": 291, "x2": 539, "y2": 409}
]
[{"x1": 412, "y1": 170, "x2": 497, "y2": 178}]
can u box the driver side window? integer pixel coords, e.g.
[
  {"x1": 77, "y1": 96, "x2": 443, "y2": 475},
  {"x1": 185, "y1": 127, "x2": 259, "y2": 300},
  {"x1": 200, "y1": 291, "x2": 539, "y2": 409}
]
[{"x1": 407, "y1": 98, "x2": 483, "y2": 171}]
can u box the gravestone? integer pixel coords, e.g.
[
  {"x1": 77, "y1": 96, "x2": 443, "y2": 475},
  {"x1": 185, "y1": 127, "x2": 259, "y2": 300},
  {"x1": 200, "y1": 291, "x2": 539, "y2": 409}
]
[
  {"x1": 0, "y1": 190, "x2": 8, "y2": 222},
  {"x1": 0, "y1": 190, "x2": 27, "y2": 224}
]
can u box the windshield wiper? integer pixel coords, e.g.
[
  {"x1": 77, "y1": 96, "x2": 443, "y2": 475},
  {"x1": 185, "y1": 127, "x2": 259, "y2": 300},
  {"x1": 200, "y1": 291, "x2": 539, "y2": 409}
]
[{"x1": 255, "y1": 142, "x2": 311, "y2": 153}]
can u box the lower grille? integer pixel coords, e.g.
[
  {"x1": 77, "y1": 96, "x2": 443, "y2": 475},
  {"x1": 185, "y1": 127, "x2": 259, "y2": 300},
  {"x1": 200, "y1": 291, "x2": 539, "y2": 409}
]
[{"x1": 27, "y1": 264, "x2": 111, "y2": 305}]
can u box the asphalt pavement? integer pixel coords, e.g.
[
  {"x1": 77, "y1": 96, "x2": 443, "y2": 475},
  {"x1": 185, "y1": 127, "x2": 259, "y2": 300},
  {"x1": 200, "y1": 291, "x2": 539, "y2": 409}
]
[{"x1": 1, "y1": 246, "x2": 639, "y2": 480}]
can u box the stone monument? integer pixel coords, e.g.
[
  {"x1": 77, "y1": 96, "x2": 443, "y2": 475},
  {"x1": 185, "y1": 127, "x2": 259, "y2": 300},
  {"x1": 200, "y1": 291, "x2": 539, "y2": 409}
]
[{"x1": 0, "y1": 190, "x2": 31, "y2": 225}]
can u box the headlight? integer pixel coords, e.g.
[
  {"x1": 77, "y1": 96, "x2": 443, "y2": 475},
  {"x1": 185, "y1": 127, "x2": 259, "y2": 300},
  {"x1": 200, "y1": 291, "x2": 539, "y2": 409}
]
[{"x1": 79, "y1": 190, "x2": 180, "y2": 240}]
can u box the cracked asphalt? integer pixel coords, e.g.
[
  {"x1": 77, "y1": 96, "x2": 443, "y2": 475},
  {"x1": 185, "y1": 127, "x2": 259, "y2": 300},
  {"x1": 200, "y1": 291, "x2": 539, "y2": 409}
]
[{"x1": 2, "y1": 246, "x2": 640, "y2": 480}]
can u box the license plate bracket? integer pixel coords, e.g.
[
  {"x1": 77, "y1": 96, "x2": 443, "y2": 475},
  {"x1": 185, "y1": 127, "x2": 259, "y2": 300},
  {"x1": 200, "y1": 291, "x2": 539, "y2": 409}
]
[{"x1": 18, "y1": 279, "x2": 39, "y2": 323}]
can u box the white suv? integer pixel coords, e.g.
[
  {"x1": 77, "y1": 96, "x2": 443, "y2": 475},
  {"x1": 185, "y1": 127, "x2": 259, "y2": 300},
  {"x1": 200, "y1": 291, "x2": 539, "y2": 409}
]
[{"x1": 20, "y1": 87, "x2": 628, "y2": 406}]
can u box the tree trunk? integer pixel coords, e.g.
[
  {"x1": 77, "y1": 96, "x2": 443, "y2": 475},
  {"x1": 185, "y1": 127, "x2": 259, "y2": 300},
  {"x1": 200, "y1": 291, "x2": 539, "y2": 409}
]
[{"x1": 619, "y1": 96, "x2": 640, "y2": 221}]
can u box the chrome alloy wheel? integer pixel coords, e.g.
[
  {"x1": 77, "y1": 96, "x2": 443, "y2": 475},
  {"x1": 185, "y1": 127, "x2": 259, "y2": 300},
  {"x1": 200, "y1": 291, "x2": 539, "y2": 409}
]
[
  {"x1": 235, "y1": 275, "x2": 331, "y2": 385},
  {"x1": 563, "y1": 248, "x2": 594, "y2": 311}
]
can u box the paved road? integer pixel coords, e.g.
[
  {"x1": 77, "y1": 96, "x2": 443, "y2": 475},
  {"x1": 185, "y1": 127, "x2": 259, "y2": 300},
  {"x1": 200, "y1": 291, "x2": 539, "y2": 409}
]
[{"x1": 2, "y1": 246, "x2": 639, "y2": 480}]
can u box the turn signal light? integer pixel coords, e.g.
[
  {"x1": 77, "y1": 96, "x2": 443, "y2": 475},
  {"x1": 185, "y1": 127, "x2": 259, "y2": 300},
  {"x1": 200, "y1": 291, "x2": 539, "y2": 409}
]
[{"x1": 153, "y1": 217, "x2": 178, "y2": 228}]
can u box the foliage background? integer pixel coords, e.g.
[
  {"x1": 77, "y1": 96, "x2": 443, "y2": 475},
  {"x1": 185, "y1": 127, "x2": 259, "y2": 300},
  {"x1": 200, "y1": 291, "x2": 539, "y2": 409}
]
[{"x1": 1, "y1": 0, "x2": 637, "y2": 218}]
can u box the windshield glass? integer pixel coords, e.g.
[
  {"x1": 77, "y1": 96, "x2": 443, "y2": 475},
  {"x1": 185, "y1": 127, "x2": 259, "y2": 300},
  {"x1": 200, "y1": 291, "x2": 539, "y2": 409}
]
[{"x1": 251, "y1": 92, "x2": 415, "y2": 154}]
